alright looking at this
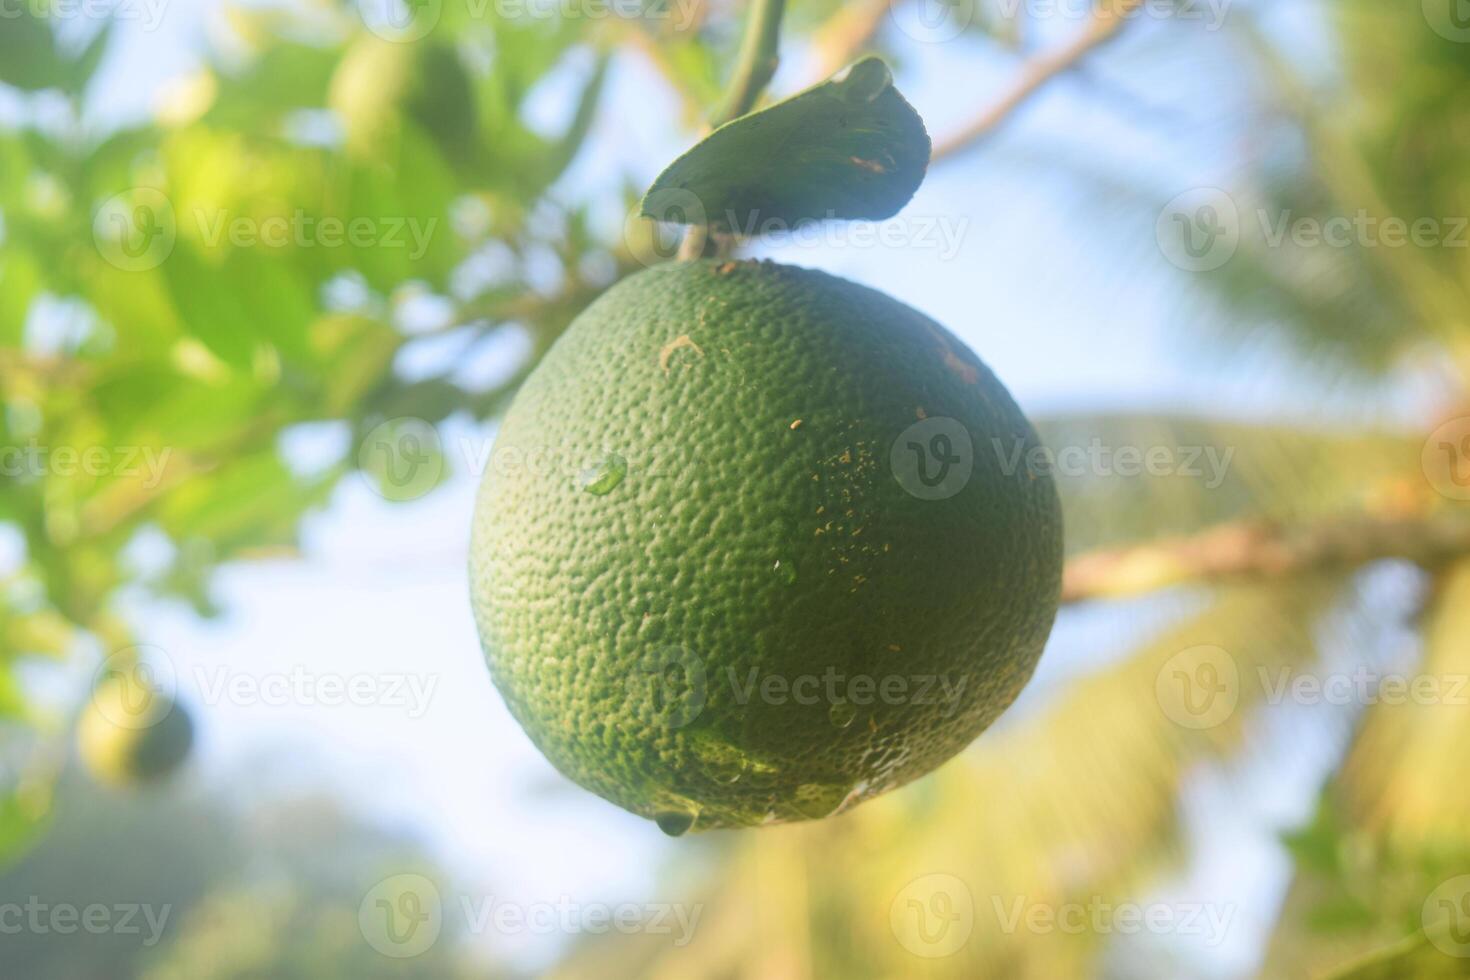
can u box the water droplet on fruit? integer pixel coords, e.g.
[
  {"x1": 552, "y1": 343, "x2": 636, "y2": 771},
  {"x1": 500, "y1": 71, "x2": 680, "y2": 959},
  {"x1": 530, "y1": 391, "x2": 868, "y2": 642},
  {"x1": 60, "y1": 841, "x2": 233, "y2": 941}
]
[
  {"x1": 828, "y1": 702, "x2": 856, "y2": 728},
  {"x1": 689, "y1": 729, "x2": 766, "y2": 784},
  {"x1": 655, "y1": 807, "x2": 697, "y2": 837},
  {"x1": 773, "y1": 559, "x2": 797, "y2": 585},
  {"x1": 790, "y1": 783, "x2": 851, "y2": 819},
  {"x1": 578, "y1": 452, "x2": 627, "y2": 495}
]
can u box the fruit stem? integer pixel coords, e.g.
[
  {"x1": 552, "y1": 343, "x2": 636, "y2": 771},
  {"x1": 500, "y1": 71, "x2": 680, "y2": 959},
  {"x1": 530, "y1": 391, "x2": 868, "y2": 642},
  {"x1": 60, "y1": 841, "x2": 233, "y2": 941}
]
[{"x1": 678, "y1": 0, "x2": 787, "y2": 262}]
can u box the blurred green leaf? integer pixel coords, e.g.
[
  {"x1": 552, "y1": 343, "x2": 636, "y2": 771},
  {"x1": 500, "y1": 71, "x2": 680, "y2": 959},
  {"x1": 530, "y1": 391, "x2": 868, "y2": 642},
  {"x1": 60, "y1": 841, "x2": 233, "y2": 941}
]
[
  {"x1": 0, "y1": 11, "x2": 63, "y2": 91},
  {"x1": 1320, "y1": 929, "x2": 1470, "y2": 980}
]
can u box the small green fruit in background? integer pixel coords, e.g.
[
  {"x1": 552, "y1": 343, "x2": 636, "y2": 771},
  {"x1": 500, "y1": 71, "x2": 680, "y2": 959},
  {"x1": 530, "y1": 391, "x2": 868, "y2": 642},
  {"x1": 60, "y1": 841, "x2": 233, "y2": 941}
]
[
  {"x1": 470, "y1": 259, "x2": 1063, "y2": 833},
  {"x1": 78, "y1": 671, "x2": 194, "y2": 788}
]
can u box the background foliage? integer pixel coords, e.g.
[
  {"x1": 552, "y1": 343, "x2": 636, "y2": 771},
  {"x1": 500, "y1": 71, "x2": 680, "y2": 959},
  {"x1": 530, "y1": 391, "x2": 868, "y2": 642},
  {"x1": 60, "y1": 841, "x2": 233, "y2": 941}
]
[{"x1": 2, "y1": 0, "x2": 1470, "y2": 977}]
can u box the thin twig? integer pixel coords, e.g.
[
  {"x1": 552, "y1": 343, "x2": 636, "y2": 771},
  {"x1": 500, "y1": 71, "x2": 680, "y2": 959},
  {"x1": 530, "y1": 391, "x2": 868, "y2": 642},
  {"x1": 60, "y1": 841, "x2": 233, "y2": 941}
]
[
  {"x1": 807, "y1": 0, "x2": 890, "y2": 83},
  {"x1": 1060, "y1": 513, "x2": 1470, "y2": 604},
  {"x1": 930, "y1": 0, "x2": 1143, "y2": 163},
  {"x1": 677, "y1": 0, "x2": 788, "y2": 261},
  {"x1": 711, "y1": 0, "x2": 788, "y2": 127}
]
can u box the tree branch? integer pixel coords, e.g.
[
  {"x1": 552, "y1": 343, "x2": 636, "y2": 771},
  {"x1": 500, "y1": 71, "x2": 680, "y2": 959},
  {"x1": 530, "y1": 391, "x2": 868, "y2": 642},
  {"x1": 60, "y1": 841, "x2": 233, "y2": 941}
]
[
  {"x1": 807, "y1": 0, "x2": 889, "y2": 83},
  {"x1": 1061, "y1": 513, "x2": 1470, "y2": 604},
  {"x1": 930, "y1": 0, "x2": 1143, "y2": 163},
  {"x1": 712, "y1": 0, "x2": 788, "y2": 127},
  {"x1": 679, "y1": 0, "x2": 787, "y2": 261}
]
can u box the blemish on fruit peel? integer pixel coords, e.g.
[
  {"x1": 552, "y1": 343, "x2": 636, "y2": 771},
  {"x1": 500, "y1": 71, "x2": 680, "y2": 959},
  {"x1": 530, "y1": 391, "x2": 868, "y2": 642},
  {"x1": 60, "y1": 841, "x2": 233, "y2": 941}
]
[
  {"x1": 659, "y1": 334, "x2": 704, "y2": 373},
  {"x1": 943, "y1": 351, "x2": 979, "y2": 385}
]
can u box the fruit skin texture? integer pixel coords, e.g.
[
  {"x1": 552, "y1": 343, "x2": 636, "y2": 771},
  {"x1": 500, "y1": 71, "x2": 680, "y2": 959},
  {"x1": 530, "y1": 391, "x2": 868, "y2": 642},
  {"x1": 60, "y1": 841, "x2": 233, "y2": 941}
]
[
  {"x1": 77, "y1": 674, "x2": 194, "y2": 788},
  {"x1": 470, "y1": 259, "x2": 1063, "y2": 831}
]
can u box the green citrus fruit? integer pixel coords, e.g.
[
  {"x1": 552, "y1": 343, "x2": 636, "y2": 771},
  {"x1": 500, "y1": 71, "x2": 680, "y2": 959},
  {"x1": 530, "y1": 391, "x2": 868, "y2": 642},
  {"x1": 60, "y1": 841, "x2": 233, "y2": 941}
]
[
  {"x1": 77, "y1": 672, "x2": 194, "y2": 788},
  {"x1": 470, "y1": 259, "x2": 1062, "y2": 833}
]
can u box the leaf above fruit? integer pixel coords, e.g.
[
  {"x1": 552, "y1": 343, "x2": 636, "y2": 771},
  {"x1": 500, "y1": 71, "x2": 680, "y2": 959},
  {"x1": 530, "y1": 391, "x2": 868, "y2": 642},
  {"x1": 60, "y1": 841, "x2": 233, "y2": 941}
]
[{"x1": 641, "y1": 57, "x2": 930, "y2": 233}]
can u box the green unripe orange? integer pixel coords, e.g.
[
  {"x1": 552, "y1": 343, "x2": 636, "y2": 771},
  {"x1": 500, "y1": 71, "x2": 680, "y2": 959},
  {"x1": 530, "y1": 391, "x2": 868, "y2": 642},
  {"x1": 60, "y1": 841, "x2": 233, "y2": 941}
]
[
  {"x1": 470, "y1": 259, "x2": 1062, "y2": 833},
  {"x1": 78, "y1": 672, "x2": 194, "y2": 788}
]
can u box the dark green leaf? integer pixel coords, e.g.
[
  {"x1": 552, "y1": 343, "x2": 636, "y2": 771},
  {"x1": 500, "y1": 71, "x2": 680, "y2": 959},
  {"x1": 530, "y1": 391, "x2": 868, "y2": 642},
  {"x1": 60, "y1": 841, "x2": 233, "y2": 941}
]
[{"x1": 640, "y1": 57, "x2": 930, "y2": 231}]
